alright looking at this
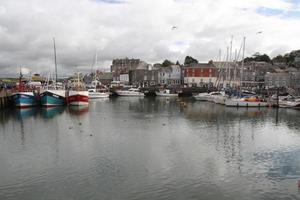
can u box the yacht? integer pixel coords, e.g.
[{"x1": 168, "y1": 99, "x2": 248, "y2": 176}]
[
  {"x1": 88, "y1": 88, "x2": 110, "y2": 99},
  {"x1": 194, "y1": 92, "x2": 211, "y2": 101},
  {"x1": 115, "y1": 88, "x2": 144, "y2": 97},
  {"x1": 194, "y1": 91, "x2": 221, "y2": 102},
  {"x1": 225, "y1": 96, "x2": 268, "y2": 107},
  {"x1": 278, "y1": 96, "x2": 300, "y2": 108},
  {"x1": 212, "y1": 91, "x2": 226, "y2": 105},
  {"x1": 155, "y1": 89, "x2": 178, "y2": 97}
]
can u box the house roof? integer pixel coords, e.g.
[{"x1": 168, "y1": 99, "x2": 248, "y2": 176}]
[{"x1": 184, "y1": 63, "x2": 216, "y2": 68}]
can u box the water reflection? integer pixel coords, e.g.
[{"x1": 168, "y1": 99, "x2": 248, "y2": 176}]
[
  {"x1": 0, "y1": 98, "x2": 300, "y2": 200},
  {"x1": 15, "y1": 107, "x2": 38, "y2": 120},
  {"x1": 68, "y1": 106, "x2": 89, "y2": 116},
  {"x1": 41, "y1": 107, "x2": 65, "y2": 119}
]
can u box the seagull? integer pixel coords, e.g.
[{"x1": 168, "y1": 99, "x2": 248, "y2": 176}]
[
  {"x1": 256, "y1": 31, "x2": 263, "y2": 34},
  {"x1": 171, "y1": 26, "x2": 178, "y2": 30}
]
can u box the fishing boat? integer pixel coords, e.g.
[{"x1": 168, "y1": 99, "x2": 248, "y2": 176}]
[
  {"x1": 67, "y1": 74, "x2": 89, "y2": 106},
  {"x1": 155, "y1": 89, "x2": 178, "y2": 97},
  {"x1": 12, "y1": 92, "x2": 38, "y2": 108},
  {"x1": 12, "y1": 69, "x2": 38, "y2": 108},
  {"x1": 40, "y1": 38, "x2": 66, "y2": 107},
  {"x1": 115, "y1": 87, "x2": 144, "y2": 97},
  {"x1": 40, "y1": 89, "x2": 66, "y2": 106}
]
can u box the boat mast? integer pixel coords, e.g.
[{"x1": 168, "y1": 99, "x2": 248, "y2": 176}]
[
  {"x1": 240, "y1": 37, "x2": 246, "y2": 92},
  {"x1": 19, "y1": 67, "x2": 23, "y2": 92},
  {"x1": 53, "y1": 37, "x2": 58, "y2": 89}
]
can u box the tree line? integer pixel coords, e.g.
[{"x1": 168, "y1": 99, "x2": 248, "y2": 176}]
[{"x1": 157, "y1": 49, "x2": 300, "y2": 68}]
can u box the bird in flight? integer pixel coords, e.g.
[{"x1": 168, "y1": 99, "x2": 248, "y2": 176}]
[
  {"x1": 256, "y1": 31, "x2": 263, "y2": 34},
  {"x1": 171, "y1": 26, "x2": 178, "y2": 30}
]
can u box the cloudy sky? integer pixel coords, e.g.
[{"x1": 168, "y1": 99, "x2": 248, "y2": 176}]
[{"x1": 0, "y1": 0, "x2": 300, "y2": 77}]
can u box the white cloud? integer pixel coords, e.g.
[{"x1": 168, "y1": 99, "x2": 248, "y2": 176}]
[{"x1": 0, "y1": 0, "x2": 300, "y2": 77}]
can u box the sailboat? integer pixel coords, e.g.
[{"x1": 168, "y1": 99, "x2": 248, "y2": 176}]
[
  {"x1": 40, "y1": 38, "x2": 66, "y2": 107},
  {"x1": 88, "y1": 52, "x2": 110, "y2": 99},
  {"x1": 12, "y1": 68, "x2": 38, "y2": 108},
  {"x1": 225, "y1": 37, "x2": 268, "y2": 107}
]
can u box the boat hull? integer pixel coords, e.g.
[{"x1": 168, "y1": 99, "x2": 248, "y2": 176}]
[
  {"x1": 155, "y1": 92, "x2": 178, "y2": 97},
  {"x1": 12, "y1": 92, "x2": 37, "y2": 108},
  {"x1": 68, "y1": 91, "x2": 89, "y2": 106},
  {"x1": 279, "y1": 101, "x2": 300, "y2": 108},
  {"x1": 40, "y1": 90, "x2": 66, "y2": 107},
  {"x1": 213, "y1": 96, "x2": 226, "y2": 105},
  {"x1": 225, "y1": 98, "x2": 268, "y2": 107},
  {"x1": 194, "y1": 93, "x2": 210, "y2": 101},
  {"x1": 115, "y1": 91, "x2": 144, "y2": 97}
]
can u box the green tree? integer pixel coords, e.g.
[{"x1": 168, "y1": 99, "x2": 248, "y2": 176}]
[
  {"x1": 162, "y1": 59, "x2": 174, "y2": 67},
  {"x1": 272, "y1": 55, "x2": 285, "y2": 63},
  {"x1": 244, "y1": 52, "x2": 271, "y2": 63},
  {"x1": 184, "y1": 56, "x2": 198, "y2": 65}
]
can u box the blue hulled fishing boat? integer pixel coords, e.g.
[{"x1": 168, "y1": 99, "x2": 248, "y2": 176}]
[
  {"x1": 12, "y1": 92, "x2": 38, "y2": 108},
  {"x1": 40, "y1": 89, "x2": 66, "y2": 106},
  {"x1": 40, "y1": 38, "x2": 66, "y2": 107},
  {"x1": 12, "y1": 69, "x2": 38, "y2": 108}
]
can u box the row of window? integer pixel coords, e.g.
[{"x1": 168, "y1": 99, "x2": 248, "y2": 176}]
[
  {"x1": 160, "y1": 80, "x2": 181, "y2": 84},
  {"x1": 187, "y1": 69, "x2": 213, "y2": 73}
]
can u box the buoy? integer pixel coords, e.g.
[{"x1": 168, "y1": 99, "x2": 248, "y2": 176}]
[
  {"x1": 90, "y1": 134, "x2": 93, "y2": 137},
  {"x1": 79, "y1": 122, "x2": 82, "y2": 125},
  {"x1": 162, "y1": 123, "x2": 166, "y2": 126}
]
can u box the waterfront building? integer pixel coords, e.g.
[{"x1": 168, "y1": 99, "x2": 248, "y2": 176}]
[
  {"x1": 97, "y1": 72, "x2": 113, "y2": 86},
  {"x1": 183, "y1": 62, "x2": 218, "y2": 87},
  {"x1": 241, "y1": 62, "x2": 275, "y2": 89},
  {"x1": 265, "y1": 72, "x2": 291, "y2": 88},
  {"x1": 111, "y1": 58, "x2": 144, "y2": 81},
  {"x1": 158, "y1": 65, "x2": 181, "y2": 86},
  {"x1": 129, "y1": 68, "x2": 159, "y2": 87}
]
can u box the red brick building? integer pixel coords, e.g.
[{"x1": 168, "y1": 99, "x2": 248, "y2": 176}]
[{"x1": 183, "y1": 62, "x2": 218, "y2": 87}]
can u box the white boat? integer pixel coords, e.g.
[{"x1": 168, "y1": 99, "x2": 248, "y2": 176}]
[
  {"x1": 212, "y1": 91, "x2": 226, "y2": 105},
  {"x1": 115, "y1": 88, "x2": 144, "y2": 97},
  {"x1": 155, "y1": 89, "x2": 178, "y2": 97},
  {"x1": 194, "y1": 92, "x2": 211, "y2": 101},
  {"x1": 278, "y1": 97, "x2": 300, "y2": 108},
  {"x1": 88, "y1": 89, "x2": 110, "y2": 99},
  {"x1": 225, "y1": 96, "x2": 268, "y2": 107},
  {"x1": 194, "y1": 91, "x2": 222, "y2": 102}
]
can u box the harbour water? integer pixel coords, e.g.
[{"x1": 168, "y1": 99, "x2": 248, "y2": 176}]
[{"x1": 0, "y1": 97, "x2": 300, "y2": 200}]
